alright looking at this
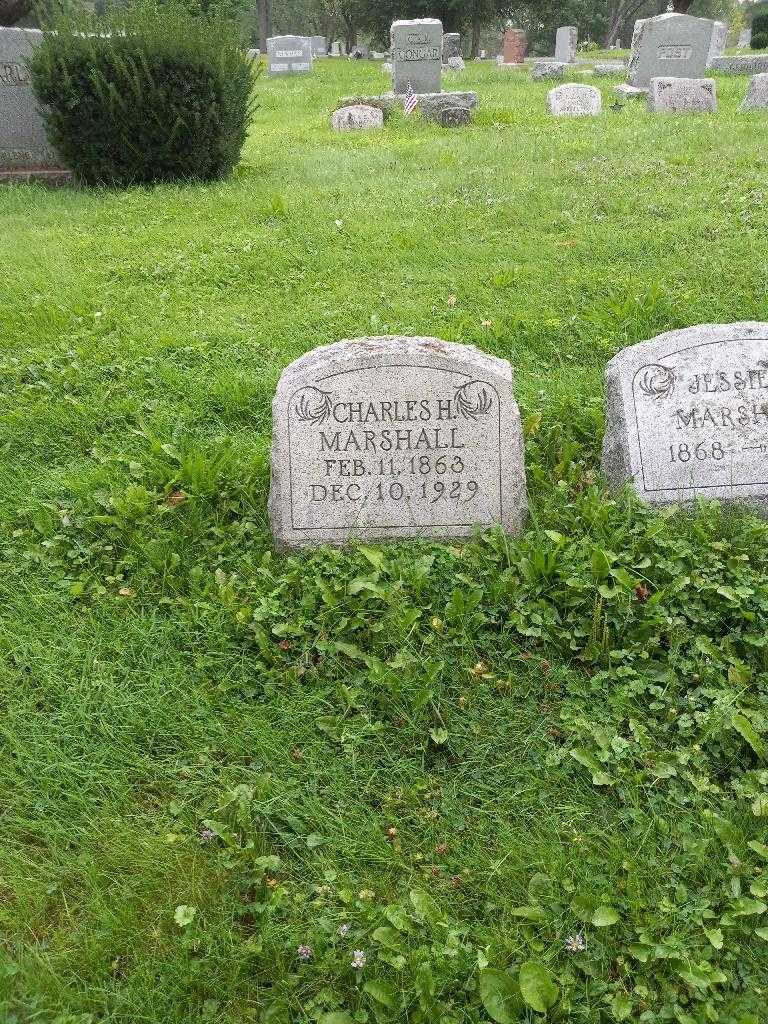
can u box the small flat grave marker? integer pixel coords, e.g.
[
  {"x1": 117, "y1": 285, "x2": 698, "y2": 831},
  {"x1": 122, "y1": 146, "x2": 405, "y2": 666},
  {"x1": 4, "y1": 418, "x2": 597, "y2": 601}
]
[
  {"x1": 269, "y1": 336, "x2": 527, "y2": 548},
  {"x1": 603, "y1": 323, "x2": 768, "y2": 513},
  {"x1": 548, "y1": 83, "x2": 602, "y2": 116}
]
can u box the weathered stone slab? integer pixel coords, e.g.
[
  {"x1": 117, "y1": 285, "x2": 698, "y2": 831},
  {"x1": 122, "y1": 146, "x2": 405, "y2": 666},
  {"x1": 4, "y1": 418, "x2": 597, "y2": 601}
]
[
  {"x1": 603, "y1": 323, "x2": 768, "y2": 514},
  {"x1": 555, "y1": 26, "x2": 578, "y2": 64},
  {"x1": 391, "y1": 18, "x2": 442, "y2": 95},
  {"x1": 311, "y1": 35, "x2": 327, "y2": 57},
  {"x1": 615, "y1": 83, "x2": 647, "y2": 100},
  {"x1": 648, "y1": 76, "x2": 716, "y2": 113},
  {"x1": 740, "y1": 73, "x2": 768, "y2": 110},
  {"x1": 442, "y1": 32, "x2": 460, "y2": 63},
  {"x1": 0, "y1": 27, "x2": 66, "y2": 174},
  {"x1": 593, "y1": 62, "x2": 625, "y2": 76},
  {"x1": 547, "y1": 83, "x2": 602, "y2": 116},
  {"x1": 269, "y1": 336, "x2": 527, "y2": 548},
  {"x1": 627, "y1": 13, "x2": 726, "y2": 89},
  {"x1": 331, "y1": 104, "x2": 384, "y2": 131},
  {"x1": 532, "y1": 61, "x2": 566, "y2": 81},
  {"x1": 501, "y1": 25, "x2": 527, "y2": 64},
  {"x1": 711, "y1": 55, "x2": 768, "y2": 74},
  {"x1": 267, "y1": 35, "x2": 313, "y2": 75},
  {"x1": 410, "y1": 91, "x2": 478, "y2": 117}
]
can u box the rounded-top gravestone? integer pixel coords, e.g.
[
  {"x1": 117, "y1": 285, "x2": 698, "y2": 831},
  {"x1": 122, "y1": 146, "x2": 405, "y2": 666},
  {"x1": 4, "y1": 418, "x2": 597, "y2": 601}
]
[
  {"x1": 602, "y1": 323, "x2": 768, "y2": 515},
  {"x1": 547, "y1": 84, "x2": 602, "y2": 116},
  {"x1": 269, "y1": 336, "x2": 527, "y2": 548}
]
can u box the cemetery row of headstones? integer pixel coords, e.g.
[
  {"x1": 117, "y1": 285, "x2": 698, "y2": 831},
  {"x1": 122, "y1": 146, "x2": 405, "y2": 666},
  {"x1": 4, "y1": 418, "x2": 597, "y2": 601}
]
[{"x1": 270, "y1": 325, "x2": 768, "y2": 549}]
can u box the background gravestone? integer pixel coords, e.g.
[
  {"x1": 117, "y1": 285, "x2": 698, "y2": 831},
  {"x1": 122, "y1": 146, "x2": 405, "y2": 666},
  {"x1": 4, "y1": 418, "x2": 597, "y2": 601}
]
[
  {"x1": 603, "y1": 323, "x2": 768, "y2": 514},
  {"x1": 311, "y1": 35, "x2": 327, "y2": 57},
  {"x1": 738, "y1": 28, "x2": 752, "y2": 49},
  {"x1": 554, "y1": 26, "x2": 577, "y2": 64},
  {"x1": 442, "y1": 32, "x2": 460, "y2": 63},
  {"x1": 269, "y1": 336, "x2": 527, "y2": 548},
  {"x1": 627, "y1": 13, "x2": 727, "y2": 90},
  {"x1": 267, "y1": 34, "x2": 312, "y2": 75},
  {"x1": 501, "y1": 25, "x2": 527, "y2": 64},
  {"x1": 0, "y1": 27, "x2": 67, "y2": 180},
  {"x1": 391, "y1": 18, "x2": 442, "y2": 95},
  {"x1": 648, "y1": 76, "x2": 716, "y2": 113},
  {"x1": 740, "y1": 73, "x2": 768, "y2": 110}
]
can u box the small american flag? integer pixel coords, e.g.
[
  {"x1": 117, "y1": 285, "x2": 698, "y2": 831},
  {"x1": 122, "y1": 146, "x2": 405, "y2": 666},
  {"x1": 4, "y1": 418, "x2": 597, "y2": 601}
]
[{"x1": 403, "y1": 81, "x2": 418, "y2": 116}]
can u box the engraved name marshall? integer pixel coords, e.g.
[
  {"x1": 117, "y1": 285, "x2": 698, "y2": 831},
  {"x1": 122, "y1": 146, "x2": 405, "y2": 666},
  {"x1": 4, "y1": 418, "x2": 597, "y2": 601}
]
[{"x1": 636, "y1": 361, "x2": 768, "y2": 430}]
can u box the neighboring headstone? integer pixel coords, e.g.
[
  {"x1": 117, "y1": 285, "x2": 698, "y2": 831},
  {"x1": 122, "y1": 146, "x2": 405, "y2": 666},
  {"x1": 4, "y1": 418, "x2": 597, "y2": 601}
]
[
  {"x1": 311, "y1": 35, "x2": 327, "y2": 57},
  {"x1": 267, "y1": 34, "x2": 313, "y2": 75},
  {"x1": 593, "y1": 62, "x2": 625, "y2": 76},
  {"x1": 247, "y1": 47, "x2": 259, "y2": 60},
  {"x1": 269, "y1": 336, "x2": 527, "y2": 548},
  {"x1": 738, "y1": 28, "x2": 752, "y2": 49},
  {"x1": 603, "y1": 323, "x2": 768, "y2": 514},
  {"x1": 331, "y1": 40, "x2": 344, "y2": 56},
  {"x1": 417, "y1": 91, "x2": 477, "y2": 119},
  {"x1": 446, "y1": 56, "x2": 465, "y2": 71},
  {"x1": 532, "y1": 61, "x2": 566, "y2": 81},
  {"x1": 740, "y1": 72, "x2": 768, "y2": 110},
  {"x1": 547, "y1": 83, "x2": 602, "y2": 116},
  {"x1": 627, "y1": 13, "x2": 727, "y2": 90},
  {"x1": 442, "y1": 32, "x2": 461, "y2": 63},
  {"x1": 647, "y1": 76, "x2": 716, "y2": 113},
  {"x1": 501, "y1": 24, "x2": 527, "y2": 64},
  {"x1": 391, "y1": 18, "x2": 442, "y2": 95},
  {"x1": 331, "y1": 104, "x2": 384, "y2": 131},
  {"x1": 0, "y1": 27, "x2": 68, "y2": 183},
  {"x1": 555, "y1": 26, "x2": 578, "y2": 63},
  {"x1": 710, "y1": 54, "x2": 768, "y2": 74},
  {"x1": 431, "y1": 105, "x2": 471, "y2": 127}
]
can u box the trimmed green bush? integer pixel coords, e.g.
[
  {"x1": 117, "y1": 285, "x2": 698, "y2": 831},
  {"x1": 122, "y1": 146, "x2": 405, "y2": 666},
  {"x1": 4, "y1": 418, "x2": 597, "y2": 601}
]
[
  {"x1": 29, "y1": 4, "x2": 256, "y2": 186},
  {"x1": 751, "y1": 30, "x2": 768, "y2": 50}
]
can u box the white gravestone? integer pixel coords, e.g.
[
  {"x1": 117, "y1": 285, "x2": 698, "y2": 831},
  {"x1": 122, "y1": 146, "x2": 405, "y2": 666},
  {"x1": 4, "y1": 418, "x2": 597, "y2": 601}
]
[
  {"x1": 740, "y1": 73, "x2": 768, "y2": 111},
  {"x1": 267, "y1": 35, "x2": 313, "y2": 75},
  {"x1": 603, "y1": 323, "x2": 768, "y2": 514},
  {"x1": 627, "y1": 13, "x2": 726, "y2": 90},
  {"x1": 391, "y1": 18, "x2": 442, "y2": 95},
  {"x1": 555, "y1": 26, "x2": 578, "y2": 64},
  {"x1": 738, "y1": 28, "x2": 752, "y2": 49},
  {"x1": 0, "y1": 28, "x2": 65, "y2": 174},
  {"x1": 547, "y1": 84, "x2": 602, "y2": 116},
  {"x1": 269, "y1": 336, "x2": 527, "y2": 548},
  {"x1": 648, "y1": 76, "x2": 716, "y2": 113}
]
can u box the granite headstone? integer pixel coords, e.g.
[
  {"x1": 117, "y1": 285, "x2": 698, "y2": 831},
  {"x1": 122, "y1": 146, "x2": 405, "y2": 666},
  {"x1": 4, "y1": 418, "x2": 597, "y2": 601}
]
[
  {"x1": 391, "y1": 18, "x2": 442, "y2": 95},
  {"x1": 532, "y1": 61, "x2": 566, "y2": 81},
  {"x1": 311, "y1": 35, "x2": 327, "y2": 57},
  {"x1": 267, "y1": 35, "x2": 313, "y2": 74},
  {"x1": 647, "y1": 76, "x2": 716, "y2": 113},
  {"x1": 603, "y1": 323, "x2": 768, "y2": 514},
  {"x1": 555, "y1": 26, "x2": 578, "y2": 64},
  {"x1": 501, "y1": 25, "x2": 527, "y2": 65},
  {"x1": 627, "y1": 13, "x2": 727, "y2": 90},
  {"x1": 740, "y1": 72, "x2": 768, "y2": 110},
  {"x1": 442, "y1": 32, "x2": 461, "y2": 63},
  {"x1": 331, "y1": 104, "x2": 384, "y2": 131},
  {"x1": 0, "y1": 27, "x2": 67, "y2": 180},
  {"x1": 269, "y1": 336, "x2": 527, "y2": 547},
  {"x1": 547, "y1": 83, "x2": 602, "y2": 116}
]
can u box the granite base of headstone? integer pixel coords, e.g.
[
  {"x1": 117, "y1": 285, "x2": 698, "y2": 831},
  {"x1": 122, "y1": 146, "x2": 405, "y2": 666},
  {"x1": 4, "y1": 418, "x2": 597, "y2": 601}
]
[
  {"x1": 332, "y1": 104, "x2": 384, "y2": 131},
  {"x1": 391, "y1": 18, "x2": 442, "y2": 95},
  {"x1": 0, "y1": 27, "x2": 70, "y2": 185},
  {"x1": 269, "y1": 336, "x2": 527, "y2": 548},
  {"x1": 548, "y1": 83, "x2": 602, "y2": 116},
  {"x1": 532, "y1": 61, "x2": 566, "y2": 81},
  {"x1": 603, "y1": 323, "x2": 768, "y2": 516},
  {"x1": 627, "y1": 13, "x2": 726, "y2": 90},
  {"x1": 648, "y1": 76, "x2": 716, "y2": 113},
  {"x1": 555, "y1": 25, "x2": 578, "y2": 64},
  {"x1": 740, "y1": 72, "x2": 768, "y2": 110},
  {"x1": 267, "y1": 35, "x2": 313, "y2": 75},
  {"x1": 593, "y1": 62, "x2": 625, "y2": 76}
]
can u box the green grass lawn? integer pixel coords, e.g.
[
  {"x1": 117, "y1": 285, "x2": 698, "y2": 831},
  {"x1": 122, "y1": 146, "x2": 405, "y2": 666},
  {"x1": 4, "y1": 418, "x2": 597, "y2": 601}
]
[{"x1": 2, "y1": 58, "x2": 768, "y2": 1024}]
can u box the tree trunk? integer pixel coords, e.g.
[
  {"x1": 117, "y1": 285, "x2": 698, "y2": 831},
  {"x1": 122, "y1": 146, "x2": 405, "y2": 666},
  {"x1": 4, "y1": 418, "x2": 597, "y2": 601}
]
[
  {"x1": 673, "y1": 0, "x2": 693, "y2": 10},
  {"x1": 604, "y1": 5, "x2": 622, "y2": 48},
  {"x1": 470, "y1": 15, "x2": 481, "y2": 59},
  {"x1": 258, "y1": 0, "x2": 269, "y2": 53},
  {"x1": 0, "y1": 0, "x2": 29, "y2": 27}
]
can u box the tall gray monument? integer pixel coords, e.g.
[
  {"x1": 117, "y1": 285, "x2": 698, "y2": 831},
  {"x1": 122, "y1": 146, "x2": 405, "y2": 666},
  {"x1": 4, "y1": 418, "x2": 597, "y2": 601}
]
[
  {"x1": 554, "y1": 26, "x2": 577, "y2": 64},
  {"x1": 603, "y1": 323, "x2": 768, "y2": 514},
  {"x1": 0, "y1": 27, "x2": 66, "y2": 179},
  {"x1": 267, "y1": 35, "x2": 313, "y2": 75},
  {"x1": 627, "y1": 13, "x2": 727, "y2": 90},
  {"x1": 311, "y1": 36, "x2": 327, "y2": 57},
  {"x1": 391, "y1": 18, "x2": 442, "y2": 95},
  {"x1": 269, "y1": 336, "x2": 527, "y2": 548}
]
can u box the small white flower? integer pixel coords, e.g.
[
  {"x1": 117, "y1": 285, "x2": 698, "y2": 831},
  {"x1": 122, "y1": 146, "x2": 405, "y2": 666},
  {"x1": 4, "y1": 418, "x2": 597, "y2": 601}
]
[
  {"x1": 564, "y1": 933, "x2": 587, "y2": 953},
  {"x1": 338, "y1": 923, "x2": 350, "y2": 937},
  {"x1": 334, "y1": 219, "x2": 343, "y2": 227},
  {"x1": 351, "y1": 949, "x2": 367, "y2": 969}
]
